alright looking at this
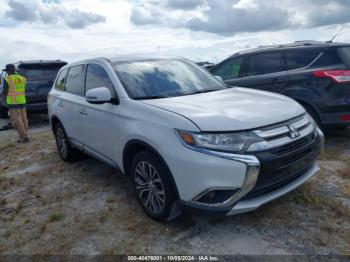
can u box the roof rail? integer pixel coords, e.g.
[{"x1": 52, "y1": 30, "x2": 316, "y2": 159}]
[
  {"x1": 231, "y1": 40, "x2": 329, "y2": 57},
  {"x1": 293, "y1": 40, "x2": 324, "y2": 46},
  {"x1": 294, "y1": 40, "x2": 323, "y2": 43}
]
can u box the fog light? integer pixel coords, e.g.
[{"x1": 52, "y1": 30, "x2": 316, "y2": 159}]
[{"x1": 194, "y1": 189, "x2": 239, "y2": 205}]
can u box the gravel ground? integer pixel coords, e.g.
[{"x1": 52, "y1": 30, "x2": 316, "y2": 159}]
[{"x1": 0, "y1": 114, "x2": 349, "y2": 255}]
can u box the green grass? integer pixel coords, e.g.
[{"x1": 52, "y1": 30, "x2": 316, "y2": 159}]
[
  {"x1": 106, "y1": 197, "x2": 115, "y2": 203},
  {"x1": 49, "y1": 212, "x2": 64, "y2": 222}
]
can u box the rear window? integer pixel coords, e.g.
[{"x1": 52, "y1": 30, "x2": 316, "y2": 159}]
[
  {"x1": 65, "y1": 65, "x2": 85, "y2": 96},
  {"x1": 338, "y1": 47, "x2": 350, "y2": 67},
  {"x1": 18, "y1": 64, "x2": 66, "y2": 81},
  {"x1": 55, "y1": 68, "x2": 68, "y2": 91},
  {"x1": 285, "y1": 49, "x2": 320, "y2": 70},
  {"x1": 312, "y1": 50, "x2": 342, "y2": 67},
  {"x1": 285, "y1": 49, "x2": 343, "y2": 70}
]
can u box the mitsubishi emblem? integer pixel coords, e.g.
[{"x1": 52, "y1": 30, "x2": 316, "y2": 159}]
[{"x1": 288, "y1": 125, "x2": 300, "y2": 139}]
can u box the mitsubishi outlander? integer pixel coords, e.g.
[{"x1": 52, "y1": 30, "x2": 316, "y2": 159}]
[{"x1": 48, "y1": 56, "x2": 324, "y2": 221}]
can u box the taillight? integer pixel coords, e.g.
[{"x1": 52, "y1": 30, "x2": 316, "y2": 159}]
[
  {"x1": 340, "y1": 114, "x2": 350, "y2": 122},
  {"x1": 313, "y1": 70, "x2": 350, "y2": 83}
]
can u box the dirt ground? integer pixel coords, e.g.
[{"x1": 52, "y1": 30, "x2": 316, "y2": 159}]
[{"x1": 0, "y1": 114, "x2": 349, "y2": 255}]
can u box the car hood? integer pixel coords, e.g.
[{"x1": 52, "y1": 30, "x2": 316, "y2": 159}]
[{"x1": 142, "y1": 87, "x2": 305, "y2": 131}]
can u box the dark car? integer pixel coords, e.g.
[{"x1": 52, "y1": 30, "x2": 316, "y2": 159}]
[
  {"x1": 210, "y1": 41, "x2": 350, "y2": 129},
  {"x1": 0, "y1": 60, "x2": 67, "y2": 118},
  {"x1": 196, "y1": 61, "x2": 216, "y2": 71}
]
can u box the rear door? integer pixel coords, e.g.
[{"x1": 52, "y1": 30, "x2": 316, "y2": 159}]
[
  {"x1": 60, "y1": 64, "x2": 86, "y2": 144},
  {"x1": 51, "y1": 68, "x2": 68, "y2": 124},
  {"x1": 18, "y1": 63, "x2": 66, "y2": 104},
  {"x1": 238, "y1": 51, "x2": 289, "y2": 92}
]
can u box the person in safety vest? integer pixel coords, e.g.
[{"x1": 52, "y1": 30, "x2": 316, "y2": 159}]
[{"x1": 2, "y1": 64, "x2": 29, "y2": 143}]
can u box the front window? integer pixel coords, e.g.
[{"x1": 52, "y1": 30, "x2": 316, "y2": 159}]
[
  {"x1": 85, "y1": 64, "x2": 115, "y2": 96},
  {"x1": 211, "y1": 57, "x2": 243, "y2": 80},
  {"x1": 113, "y1": 59, "x2": 225, "y2": 99}
]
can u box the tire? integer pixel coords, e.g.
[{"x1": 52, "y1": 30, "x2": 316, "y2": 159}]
[
  {"x1": 131, "y1": 151, "x2": 182, "y2": 222},
  {"x1": 0, "y1": 105, "x2": 8, "y2": 119},
  {"x1": 53, "y1": 122, "x2": 82, "y2": 162}
]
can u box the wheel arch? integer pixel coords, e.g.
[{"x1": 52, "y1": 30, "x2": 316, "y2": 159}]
[
  {"x1": 281, "y1": 87, "x2": 322, "y2": 122},
  {"x1": 122, "y1": 139, "x2": 180, "y2": 199},
  {"x1": 50, "y1": 115, "x2": 72, "y2": 140},
  {"x1": 292, "y1": 98, "x2": 322, "y2": 124},
  {"x1": 50, "y1": 114, "x2": 61, "y2": 131}
]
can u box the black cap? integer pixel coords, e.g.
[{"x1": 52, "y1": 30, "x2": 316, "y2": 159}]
[{"x1": 2, "y1": 64, "x2": 16, "y2": 72}]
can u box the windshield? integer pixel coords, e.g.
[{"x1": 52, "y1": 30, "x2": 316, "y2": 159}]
[
  {"x1": 113, "y1": 59, "x2": 225, "y2": 99},
  {"x1": 338, "y1": 47, "x2": 350, "y2": 67}
]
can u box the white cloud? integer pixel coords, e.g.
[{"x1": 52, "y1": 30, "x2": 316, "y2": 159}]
[
  {"x1": 130, "y1": 0, "x2": 350, "y2": 35},
  {"x1": 6, "y1": 0, "x2": 106, "y2": 29},
  {"x1": 0, "y1": 0, "x2": 349, "y2": 67}
]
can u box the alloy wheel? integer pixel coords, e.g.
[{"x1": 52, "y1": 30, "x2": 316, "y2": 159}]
[
  {"x1": 134, "y1": 161, "x2": 166, "y2": 214},
  {"x1": 56, "y1": 126, "x2": 68, "y2": 159}
]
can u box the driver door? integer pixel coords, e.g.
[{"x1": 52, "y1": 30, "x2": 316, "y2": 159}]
[{"x1": 79, "y1": 63, "x2": 121, "y2": 167}]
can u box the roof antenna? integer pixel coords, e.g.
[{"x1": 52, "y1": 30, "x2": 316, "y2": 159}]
[{"x1": 327, "y1": 25, "x2": 344, "y2": 43}]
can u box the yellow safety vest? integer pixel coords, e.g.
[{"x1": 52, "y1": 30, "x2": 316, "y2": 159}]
[{"x1": 5, "y1": 74, "x2": 26, "y2": 105}]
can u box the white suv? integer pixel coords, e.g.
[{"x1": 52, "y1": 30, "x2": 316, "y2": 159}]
[{"x1": 48, "y1": 56, "x2": 324, "y2": 221}]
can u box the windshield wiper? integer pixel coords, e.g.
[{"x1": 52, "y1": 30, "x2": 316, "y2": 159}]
[
  {"x1": 185, "y1": 88, "x2": 222, "y2": 96},
  {"x1": 133, "y1": 95, "x2": 169, "y2": 100}
]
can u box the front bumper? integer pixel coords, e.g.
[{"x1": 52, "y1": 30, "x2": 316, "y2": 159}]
[
  {"x1": 227, "y1": 162, "x2": 319, "y2": 215},
  {"x1": 179, "y1": 163, "x2": 320, "y2": 217},
  {"x1": 177, "y1": 127, "x2": 323, "y2": 217}
]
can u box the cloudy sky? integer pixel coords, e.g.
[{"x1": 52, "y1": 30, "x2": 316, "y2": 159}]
[{"x1": 0, "y1": 0, "x2": 349, "y2": 66}]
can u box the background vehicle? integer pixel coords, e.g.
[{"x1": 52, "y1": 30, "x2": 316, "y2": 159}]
[
  {"x1": 196, "y1": 61, "x2": 216, "y2": 71},
  {"x1": 210, "y1": 41, "x2": 350, "y2": 129},
  {"x1": 0, "y1": 60, "x2": 67, "y2": 118},
  {"x1": 48, "y1": 56, "x2": 323, "y2": 222}
]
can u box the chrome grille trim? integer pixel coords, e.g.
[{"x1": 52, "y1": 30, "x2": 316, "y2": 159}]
[
  {"x1": 252, "y1": 114, "x2": 310, "y2": 139},
  {"x1": 248, "y1": 114, "x2": 315, "y2": 152},
  {"x1": 253, "y1": 126, "x2": 290, "y2": 139}
]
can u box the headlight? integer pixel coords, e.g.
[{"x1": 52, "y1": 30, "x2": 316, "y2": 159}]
[{"x1": 176, "y1": 130, "x2": 263, "y2": 153}]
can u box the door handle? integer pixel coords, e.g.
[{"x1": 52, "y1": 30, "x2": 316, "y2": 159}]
[
  {"x1": 57, "y1": 101, "x2": 63, "y2": 107},
  {"x1": 79, "y1": 109, "x2": 87, "y2": 116}
]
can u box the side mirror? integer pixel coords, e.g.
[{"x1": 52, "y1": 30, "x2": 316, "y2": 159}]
[
  {"x1": 214, "y1": 75, "x2": 225, "y2": 84},
  {"x1": 86, "y1": 87, "x2": 112, "y2": 104}
]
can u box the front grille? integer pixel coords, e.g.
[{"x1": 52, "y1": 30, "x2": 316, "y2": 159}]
[
  {"x1": 272, "y1": 132, "x2": 315, "y2": 156},
  {"x1": 243, "y1": 134, "x2": 321, "y2": 200},
  {"x1": 248, "y1": 113, "x2": 315, "y2": 152},
  {"x1": 243, "y1": 166, "x2": 312, "y2": 200},
  {"x1": 243, "y1": 122, "x2": 321, "y2": 200}
]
